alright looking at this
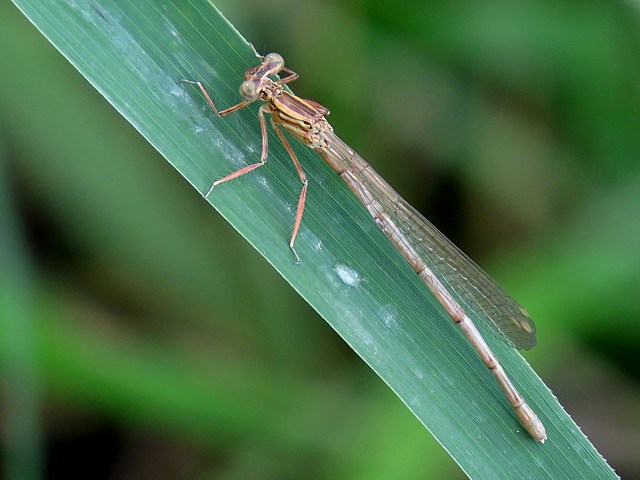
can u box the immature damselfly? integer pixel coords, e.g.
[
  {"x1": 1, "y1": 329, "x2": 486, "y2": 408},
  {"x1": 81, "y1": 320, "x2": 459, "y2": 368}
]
[{"x1": 183, "y1": 53, "x2": 546, "y2": 442}]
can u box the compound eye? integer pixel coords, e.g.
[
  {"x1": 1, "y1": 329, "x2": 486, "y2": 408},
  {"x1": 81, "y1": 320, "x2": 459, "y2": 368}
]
[
  {"x1": 265, "y1": 52, "x2": 284, "y2": 70},
  {"x1": 239, "y1": 80, "x2": 258, "y2": 101}
]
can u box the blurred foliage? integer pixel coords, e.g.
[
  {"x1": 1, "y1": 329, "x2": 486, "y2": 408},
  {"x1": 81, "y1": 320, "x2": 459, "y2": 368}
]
[{"x1": 1, "y1": 0, "x2": 639, "y2": 478}]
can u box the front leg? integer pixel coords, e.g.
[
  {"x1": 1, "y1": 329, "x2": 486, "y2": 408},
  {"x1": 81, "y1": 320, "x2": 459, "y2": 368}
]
[
  {"x1": 276, "y1": 67, "x2": 299, "y2": 86},
  {"x1": 182, "y1": 79, "x2": 250, "y2": 116},
  {"x1": 205, "y1": 104, "x2": 270, "y2": 197}
]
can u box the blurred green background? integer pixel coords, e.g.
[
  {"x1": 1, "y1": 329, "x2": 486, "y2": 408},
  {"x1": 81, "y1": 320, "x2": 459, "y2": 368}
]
[{"x1": 1, "y1": 0, "x2": 639, "y2": 478}]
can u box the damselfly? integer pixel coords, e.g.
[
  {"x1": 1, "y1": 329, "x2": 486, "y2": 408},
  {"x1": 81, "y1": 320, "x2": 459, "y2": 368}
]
[{"x1": 183, "y1": 53, "x2": 546, "y2": 442}]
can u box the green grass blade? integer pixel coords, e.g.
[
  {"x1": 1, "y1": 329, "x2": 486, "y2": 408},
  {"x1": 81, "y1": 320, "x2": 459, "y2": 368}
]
[{"x1": 9, "y1": 0, "x2": 616, "y2": 477}]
